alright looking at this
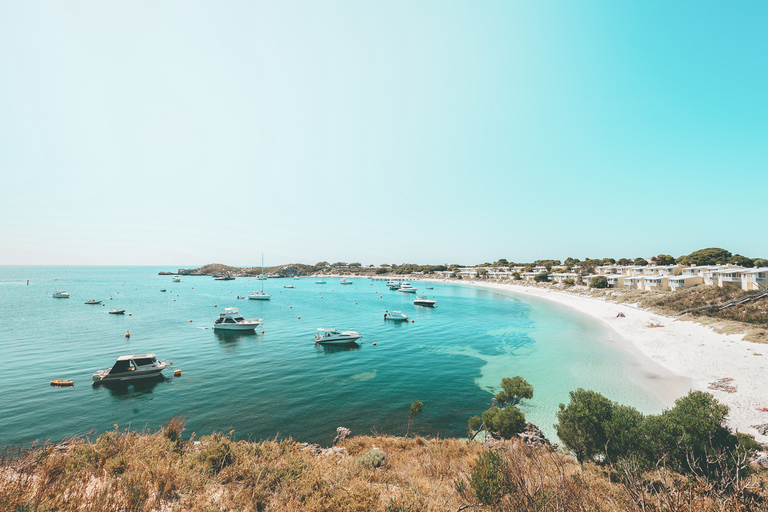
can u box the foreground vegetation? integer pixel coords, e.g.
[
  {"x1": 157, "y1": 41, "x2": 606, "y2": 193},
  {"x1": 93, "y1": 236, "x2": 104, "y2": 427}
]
[{"x1": 2, "y1": 417, "x2": 767, "y2": 512}]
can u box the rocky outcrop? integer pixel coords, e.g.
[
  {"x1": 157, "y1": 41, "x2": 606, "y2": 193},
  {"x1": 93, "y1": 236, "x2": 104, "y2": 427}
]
[{"x1": 519, "y1": 423, "x2": 557, "y2": 450}]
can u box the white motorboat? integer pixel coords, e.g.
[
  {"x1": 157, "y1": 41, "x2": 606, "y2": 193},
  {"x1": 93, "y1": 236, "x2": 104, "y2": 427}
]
[
  {"x1": 160, "y1": 288, "x2": 167, "y2": 292},
  {"x1": 109, "y1": 308, "x2": 125, "y2": 314},
  {"x1": 248, "y1": 255, "x2": 270, "y2": 299},
  {"x1": 386, "y1": 281, "x2": 401, "y2": 290},
  {"x1": 257, "y1": 274, "x2": 267, "y2": 280},
  {"x1": 384, "y1": 310, "x2": 409, "y2": 321},
  {"x1": 93, "y1": 354, "x2": 172, "y2": 384},
  {"x1": 85, "y1": 299, "x2": 101, "y2": 305},
  {"x1": 340, "y1": 278, "x2": 353, "y2": 285},
  {"x1": 172, "y1": 276, "x2": 181, "y2": 282},
  {"x1": 283, "y1": 284, "x2": 296, "y2": 289},
  {"x1": 236, "y1": 295, "x2": 245, "y2": 299},
  {"x1": 293, "y1": 276, "x2": 302, "y2": 280},
  {"x1": 314, "y1": 328, "x2": 362, "y2": 346},
  {"x1": 315, "y1": 279, "x2": 327, "y2": 284},
  {"x1": 398, "y1": 283, "x2": 417, "y2": 293},
  {"x1": 52, "y1": 290, "x2": 70, "y2": 298},
  {"x1": 425, "y1": 286, "x2": 434, "y2": 290},
  {"x1": 414, "y1": 296, "x2": 437, "y2": 307},
  {"x1": 214, "y1": 275, "x2": 235, "y2": 281},
  {"x1": 213, "y1": 307, "x2": 263, "y2": 331}
]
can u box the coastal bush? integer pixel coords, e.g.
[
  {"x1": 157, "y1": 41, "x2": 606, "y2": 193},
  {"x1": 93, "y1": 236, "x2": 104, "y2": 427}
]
[
  {"x1": 512, "y1": 272, "x2": 521, "y2": 280},
  {"x1": 564, "y1": 278, "x2": 575, "y2": 286},
  {"x1": 589, "y1": 276, "x2": 608, "y2": 289},
  {"x1": 555, "y1": 388, "x2": 614, "y2": 463},
  {"x1": 677, "y1": 247, "x2": 733, "y2": 266},
  {"x1": 357, "y1": 449, "x2": 386, "y2": 468},
  {"x1": 533, "y1": 272, "x2": 550, "y2": 283},
  {"x1": 603, "y1": 404, "x2": 644, "y2": 464},
  {"x1": 469, "y1": 450, "x2": 507, "y2": 505},
  {"x1": 482, "y1": 406, "x2": 526, "y2": 439},
  {"x1": 406, "y1": 400, "x2": 423, "y2": 436},
  {"x1": 197, "y1": 434, "x2": 235, "y2": 474}
]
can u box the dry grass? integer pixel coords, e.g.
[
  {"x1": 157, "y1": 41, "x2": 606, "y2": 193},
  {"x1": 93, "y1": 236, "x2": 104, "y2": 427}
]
[{"x1": 2, "y1": 420, "x2": 767, "y2": 511}]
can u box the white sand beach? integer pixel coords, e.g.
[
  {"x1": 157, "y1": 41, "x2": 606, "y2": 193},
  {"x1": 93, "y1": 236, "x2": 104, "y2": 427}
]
[{"x1": 432, "y1": 280, "x2": 768, "y2": 443}]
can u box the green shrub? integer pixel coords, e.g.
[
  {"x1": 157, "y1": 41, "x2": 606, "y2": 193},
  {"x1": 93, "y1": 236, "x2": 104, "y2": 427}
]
[
  {"x1": 563, "y1": 278, "x2": 575, "y2": 287},
  {"x1": 357, "y1": 449, "x2": 385, "y2": 468},
  {"x1": 555, "y1": 388, "x2": 613, "y2": 463},
  {"x1": 589, "y1": 276, "x2": 608, "y2": 289},
  {"x1": 197, "y1": 435, "x2": 234, "y2": 474},
  {"x1": 494, "y1": 376, "x2": 533, "y2": 407},
  {"x1": 482, "y1": 406, "x2": 525, "y2": 439},
  {"x1": 470, "y1": 450, "x2": 507, "y2": 505},
  {"x1": 534, "y1": 272, "x2": 550, "y2": 283}
]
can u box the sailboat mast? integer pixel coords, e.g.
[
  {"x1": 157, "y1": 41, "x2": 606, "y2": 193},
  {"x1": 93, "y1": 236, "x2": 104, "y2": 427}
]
[{"x1": 261, "y1": 254, "x2": 264, "y2": 292}]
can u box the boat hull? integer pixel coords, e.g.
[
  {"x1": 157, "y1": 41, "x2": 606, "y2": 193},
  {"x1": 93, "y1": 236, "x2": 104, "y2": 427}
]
[
  {"x1": 93, "y1": 370, "x2": 166, "y2": 383},
  {"x1": 248, "y1": 295, "x2": 271, "y2": 300},
  {"x1": 213, "y1": 322, "x2": 261, "y2": 331},
  {"x1": 315, "y1": 338, "x2": 360, "y2": 346}
]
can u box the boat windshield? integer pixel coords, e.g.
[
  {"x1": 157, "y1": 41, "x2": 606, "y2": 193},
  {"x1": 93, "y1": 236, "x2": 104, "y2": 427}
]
[
  {"x1": 109, "y1": 359, "x2": 136, "y2": 374},
  {"x1": 234, "y1": 316, "x2": 245, "y2": 322},
  {"x1": 133, "y1": 357, "x2": 154, "y2": 366}
]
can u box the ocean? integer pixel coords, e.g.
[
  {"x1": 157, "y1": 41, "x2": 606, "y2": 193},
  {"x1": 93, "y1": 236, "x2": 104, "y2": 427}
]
[{"x1": 0, "y1": 266, "x2": 673, "y2": 446}]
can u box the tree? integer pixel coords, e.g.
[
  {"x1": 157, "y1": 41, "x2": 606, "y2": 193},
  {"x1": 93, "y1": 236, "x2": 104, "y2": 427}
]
[
  {"x1": 533, "y1": 272, "x2": 550, "y2": 283},
  {"x1": 476, "y1": 269, "x2": 489, "y2": 279},
  {"x1": 555, "y1": 388, "x2": 614, "y2": 463},
  {"x1": 633, "y1": 258, "x2": 648, "y2": 266},
  {"x1": 315, "y1": 261, "x2": 329, "y2": 267},
  {"x1": 495, "y1": 259, "x2": 509, "y2": 266},
  {"x1": 729, "y1": 254, "x2": 754, "y2": 268},
  {"x1": 603, "y1": 404, "x2": 644, "y2": 464},
  {"x1": 375, "y1": 267, "x2": 388, "y2": 274},
  {"x1": 494, "y1": 376, "x2": 534, "y2": 407},
  {"x1": 589, "y1": 276, "x2": 608, "y2": 289},
  {"x1": 349, "y1": 262, "x2": 362, "y2": 268},
  {"x1": 482, "y1": 406, "x2": 526, "y2": 439},
  {"x1": 617, "y1": 258, "x2": 631, "y2": 266},
  {"x1": 677, "y1": 248, "x2": 732, "y2": 266},
  {"x1": 512, "y1": 272, "x2": 521, "y2": 281},
  {"x1": 406, "y1": 400, "x2": 423, "y2": 436},
  {"x1": 601, "y1": 258, "x2": 616, "y2": 265},
  {"x1": 753, "y1": 258, "x2": 768, "y2": 267},
  {"x1": 651, "y1": 254, "x2": 676, "y2": 265},
  {"x1": 331, "y1": 262, "x2": 347, "y2": 267}
]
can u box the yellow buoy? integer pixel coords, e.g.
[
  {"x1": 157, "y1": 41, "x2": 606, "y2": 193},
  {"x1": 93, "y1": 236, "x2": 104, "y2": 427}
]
[
  {"x1": 51, "y1": 380, "x2": 74, "y2": 387},
  {"x1": 174, "y1": 369, "x2": 181, "y2": 376}
]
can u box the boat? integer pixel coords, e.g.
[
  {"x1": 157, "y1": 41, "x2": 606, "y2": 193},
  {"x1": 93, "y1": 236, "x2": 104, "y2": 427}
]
[
  {"x1": 236, "y1": 295, "x2": 245, "y2": 299},
  {"x1": 214, "y1": 276, "x2": 235, "y2": 281},
  {"x1": 172, "y1": 276, "x2": 181, "y2": 282},
  {"x1": 293, "y1": 276, "x2": 302, "y2": 280},
  {"x1": 92, "y1": 353, "x2": 172, "y2": 384},
  {"x1": 413, "y1": 296, "x2": 436, "y2": 307},
  {"x1": 340, "y1": 278, "x2": 353, "y2": 285},
  {"x1": 84, "y1": 299, "x2": 102, "y2": 305},
  {"x1": 160, "y1": 288, "x2": 167, "y2": 292},
  {"x1": 384, "y1": 310, "x2": 409, "y2": 321},
  {"x1": 425, "y1": 286, "x2": 434, "y2": 290},
  {"x1": 248, "y1": 255, "x2": 271, "y2": 300},
  {"x1": 52, "y1": 290, "x2": 70, "y2": 298},
  {"x1": 315, "y1": 279, "x2": 327, "y2": 284},
  {"x1": 283, "y1": 284, "x2": 296, "y2": 289},
  {"x1": 314, "y1": 328, "x2": 362, "y2": 346},
  {"x1": 256, "y1": 274, "x2": 267, "y2": 281},
  {"x1": 386, "y1": 281, "x2": 401, "y2": 290},
  {"x1": 50, "y1": 379, "x2": 74, "y2": 387},
  {"x1": 109, "y1": 308, "x2": 125, "y2": 314},
  {"x1": 213, "y1": 307, "x2": 263, "y2": 331},
  {"x1": 398, "y1": 283, "x2": 417, "y2": 293}
]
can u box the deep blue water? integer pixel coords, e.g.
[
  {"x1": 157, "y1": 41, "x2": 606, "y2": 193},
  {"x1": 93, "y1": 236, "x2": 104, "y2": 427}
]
[{"x1": 0, "y1": 267, "x2": 671, "y2": 446}]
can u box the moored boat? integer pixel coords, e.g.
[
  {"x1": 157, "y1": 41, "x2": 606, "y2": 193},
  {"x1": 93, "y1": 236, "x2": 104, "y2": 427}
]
[
  {"x1": 52, "y1": 290, "x2": 70, "y2": 298},
  {"x1": 314, "y1": 328, "x2": 362, "y2": 346},
  {"x1": 384, "y1": 310, "x2": 409, "y2": 321},
  {"x1": 85, "y1": 299, "x2": 102, "y2": 305},
  {"x1": 109, "y1": 308, "x2": 125, "y2": 314},
  {"x1": 398, "y1": 283, "x2": 417, "y2": 293},
  {"x1": 283, "y1": 284, "x2": 296, "y2": 289},
  {"x1": 413, "y1": 296, "x2": 436, "y2": 307},
  {"x1": 172, "y1": 276, "x2": 181, "y2": 282},
  {"x1": 92, "y1": 354, "x2": 172, "y2": 384},
  {"x1": 213, "y1": 307, "x2": 263, "y2": 331},
  {"x1": 340, "y1": 278, "x2": 353, "y2": 285},
  {"x1": 315, "y1": 279, "x2": 327, "y2": 284}
]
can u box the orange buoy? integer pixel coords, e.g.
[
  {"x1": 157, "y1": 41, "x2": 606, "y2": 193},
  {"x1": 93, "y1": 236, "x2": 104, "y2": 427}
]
[
  {"x1": 373, "y1": 342, "x2": 377, "y2": 346},
  {"x1": 214, "y1": 304, "x2": 217, "y2": 307},
  {"x1": 412, "y1": 320, "x2": 414, "y2": 323},
  {"x1": 51, "y1": 380, "x2": 74, "y2": 387},
  {"x1": 298, "y1": 316, "x2": 300, "y2": 319},
  {"x1": 125, "y1": 332, "x2": 130, "y2": 338},
  {"x1": 174, "y1": 369, "x2": 181, "y2": 376},
  {"x1": 189, "y1": 320, "x2": 193, "y2": 322},
  {"x1": 262, "y1": 330, "x2": 265, "y2": 334}
]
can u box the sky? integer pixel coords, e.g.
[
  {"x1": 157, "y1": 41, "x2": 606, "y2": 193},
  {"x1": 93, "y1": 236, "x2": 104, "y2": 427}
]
[{"x1": 1, "y1": 1, "x2": 766, "y2": 267}]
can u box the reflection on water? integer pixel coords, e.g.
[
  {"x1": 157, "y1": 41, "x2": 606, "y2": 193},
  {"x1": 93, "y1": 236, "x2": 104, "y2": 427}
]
[
  {"x1": 95, "y1": 375, "x2": 168, "y2": 398},
  {"x1": 316, "y1": 343, "x2": 361, "y2": 355},
  {"x1": 214, "y1": 330, "x2": 259, "y2": 344}
]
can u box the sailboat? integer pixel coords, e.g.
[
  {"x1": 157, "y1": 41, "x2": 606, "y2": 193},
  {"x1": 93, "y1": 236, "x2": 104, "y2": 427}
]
[{"x1": 248, "y1": 255, "x2": 271, "y2": 300}]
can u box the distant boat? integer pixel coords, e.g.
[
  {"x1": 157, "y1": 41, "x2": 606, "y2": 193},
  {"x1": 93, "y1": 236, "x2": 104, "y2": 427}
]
[
  {"x1": 84, "y1": 299, "x2": 101, "y2": 305},
  {"x1": 398, "y1": 283, "x2": 417, "y2": 293},
  {"x1": 293, "y1": 276, "x2": 302, "y2": 280},
  {"x1": 413, "y1": 296, "x2": 436, "y2": 307},
  {"x1": 248, "y1": 255, "x2": 271, "y2": 300},
  {"x1": 214, "y1": 276, "x2": 235, "y2": 281},
  {"x1": 52, "y1": 290, "x2": 70, "y2": 298},
  {"x1": 386, "y1": 281, "x2": 401, "y2": 290},
  {"x1": 213, "y1": 307, "x2": 263, "y2": 331},
  {"x1": 284, "y1": 284, "x2": 296, "y2": 289},
  {"x1": 426, "y1": 286, "x2": 434, "y2": 290},
  {"x1": 172, "y1": 276, "x2": 181, "y2": 282},
  {"x1": 93, "y1": 353, "x2": 172, "y2": 384},
  {"x1": 315, "y1": 279, "x2": 327, "y2": 284},
  {"x1": 340, "y1": 278, "x2": 353, "y2": 285},
  {"x1": 160, "y1": 288, "x2": 167, "y2": 292},
  {"x1": 109, "y1": 308, "x2": 126, "y2": 314},
  {"x1": 384, "y1": 310, "x2": 409, "y2": 321},
  {"x1": 314, "y1": 328, "x2": 362, "y2": 346}
]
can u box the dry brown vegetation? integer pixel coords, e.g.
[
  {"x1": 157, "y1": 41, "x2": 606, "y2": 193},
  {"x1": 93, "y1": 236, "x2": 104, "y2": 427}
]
[{"x1": 2, "y1": 419, "x2": 768, "y2": 512}]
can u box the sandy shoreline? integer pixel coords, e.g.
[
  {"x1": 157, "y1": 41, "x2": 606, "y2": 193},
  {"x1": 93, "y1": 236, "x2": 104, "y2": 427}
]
[{"x1": 422, "y1": 279, "x2": 768, "y2": 443}]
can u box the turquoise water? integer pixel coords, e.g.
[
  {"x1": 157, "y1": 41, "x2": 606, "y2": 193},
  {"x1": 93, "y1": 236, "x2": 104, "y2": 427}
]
[{"x1": 0, "y1": 267, "x2": 673, "y2": 446}]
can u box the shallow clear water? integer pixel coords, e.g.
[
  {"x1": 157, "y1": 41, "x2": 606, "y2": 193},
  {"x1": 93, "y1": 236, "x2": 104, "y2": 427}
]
[{"x1": 1, "y1": 267, "x2": 671, "y2": 446}]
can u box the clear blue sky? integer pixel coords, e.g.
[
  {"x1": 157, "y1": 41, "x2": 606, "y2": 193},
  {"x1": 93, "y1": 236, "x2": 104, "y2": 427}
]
[{"x1": 1, "y1": 1, "x2": 766, "y2": 266}]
